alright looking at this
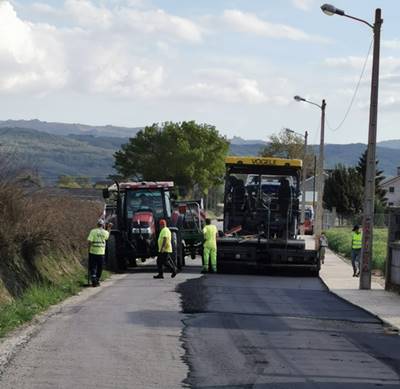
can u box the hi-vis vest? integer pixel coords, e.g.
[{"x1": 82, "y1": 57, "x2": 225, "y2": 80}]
[{"x1": 352, "y1": 232, "x2": 362, "y2": 250}]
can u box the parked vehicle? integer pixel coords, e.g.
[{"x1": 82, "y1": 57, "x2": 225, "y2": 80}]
[{"x1": 303, "y1": 206, "x2": 314, "y2": 235}]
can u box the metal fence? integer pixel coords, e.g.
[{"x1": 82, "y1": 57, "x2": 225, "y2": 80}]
[{"x1": 385, "y1": 208, "x2": 400, "y2": 291}]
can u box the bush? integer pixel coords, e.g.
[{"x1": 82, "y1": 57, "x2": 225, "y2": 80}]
[
  {"x1": 325, "y1": 227, "x2": 388, "y2": 271},
  {"x1": 0, "y1": 182, "x2": 103, "y2": 300}
]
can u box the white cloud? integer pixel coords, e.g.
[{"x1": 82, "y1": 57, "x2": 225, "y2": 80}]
[
  {"x1": 383, "y1": 40, "x2": 400, "y2": 50},
  {"x1": 0, "y1": 1, "x2": 204, "y2": 97},
  {"x1": 65, "y1": 0, "x2": 113, "y2": 29},
  {"x1": 180, "y1": 69, "x2": 289, "y2": 105},
  {"x1": 117, "y1": 8, "x2": 203, "y2": 43},
  {"x1": 324, "y1": 55, "x2": 400, "y2": 74},
  {"x1": 0, "y1": 1, "x2": 68, "y2": 93},
  {"x1": 292, "y1": 0, "x2": 315, "y2": 11},
  {"x1": 222, "y1": 9, "x2": 327, "y2": 42}
]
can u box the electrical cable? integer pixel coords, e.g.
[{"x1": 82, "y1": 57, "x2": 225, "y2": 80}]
[{"x1": 327, "y1": 39, "x2": 373, "y2": 132}]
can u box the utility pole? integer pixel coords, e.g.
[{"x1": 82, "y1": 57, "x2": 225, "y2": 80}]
[
  {"x1": 360, "y1": 8, "x2": 383, "y2": 289},
  {"x1": 300, "y1": 131, "x2": 308, "y2": 235},
  {"x1": 293, "y1": 96, "x2": 326, "y2": 248},
  {"x1": 314, "y1": 100, "x2": 326, "y2": 245},
  {"x1": 312, "y1": 155, "x2": 316, "y2": 211}
]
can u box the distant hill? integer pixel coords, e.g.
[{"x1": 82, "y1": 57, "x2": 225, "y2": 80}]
[
  {"x1": 318, "y1": 144, "x2": 400, "y2": 177},
  {"x1": 377, "y1": 139, "x2": 400, "y2": 150},
  {"x1": 0, "y1": 119, "x2": 140, "y2": 138},
  {"x1": 230, "y1": 142, "x2": 400, "y2": 177},
  {"x1": 0, "y1": 127, "x2": 116, "y2": 183},
  {"x1": 0, "y1": 125, "x2": 399, "y2": 184},
  {"x1": 230, "y1": 136, "x2": 266, "y2": 145}
]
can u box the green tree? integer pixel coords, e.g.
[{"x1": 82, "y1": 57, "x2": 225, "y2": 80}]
[
  {"x1": 114, "y1": 121, "x2": 229, "y2": 196},
  {"x1": 260, "y1": 129, "x2": 315, "y2": 174},
  {"x1": 323, "y1": 164, "x2": 363, "y2": 219},
  {"x1": 356, "y1": 148, "x2": 387, "y2": 207}
]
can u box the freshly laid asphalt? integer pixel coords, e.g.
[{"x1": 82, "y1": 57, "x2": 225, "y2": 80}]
[
  {"x1": 1, "y1": 259, "x2": 400, "y2": 388},
  {"x1": 181, "y1": 273, "x2": 400, "y2": 388}
]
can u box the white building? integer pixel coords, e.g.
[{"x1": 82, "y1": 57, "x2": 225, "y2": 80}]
[{"x1": 382, "y1": 167, "x2": 400, "y2": 207}]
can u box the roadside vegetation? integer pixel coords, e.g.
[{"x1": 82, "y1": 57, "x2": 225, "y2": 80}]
[
  {"x1": 0, "y1": 165, "x2": 104, "y2": 337},
  {"x1": 325, "y1": 227, "x2": 388, "y2": 271}
]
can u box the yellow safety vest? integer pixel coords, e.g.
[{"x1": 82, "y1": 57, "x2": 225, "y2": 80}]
[
  {"x1": 158, "y1": 227, "x2": 172, "y2": 253},
  {"x1": 352, "y1": 231, "x2": 362, "y2": 250},
  {"x1": 87, "y1": 228, "x2": 110, "y2": 255}
]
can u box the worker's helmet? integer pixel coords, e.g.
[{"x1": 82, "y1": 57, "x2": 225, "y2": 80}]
[{"x1": 97, "y1": 219, "x2": 105, "y2": 226}]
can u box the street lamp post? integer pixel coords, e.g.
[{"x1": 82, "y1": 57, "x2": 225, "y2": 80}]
[
  {"x1": 285, "y1": 128, "x2": 308, "y2": 235},
  {"x1": 294, "y1": 96, "x2": 326, "y2": 248},
  {"x1": 321, "y1": 4, "x2": 383, "y2": 290}
]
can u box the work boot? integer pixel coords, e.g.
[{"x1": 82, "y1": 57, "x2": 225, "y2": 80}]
[
  {"x1": 171, "y1": 271, "x2": 177, "y2": 278},
  {"x1": 201, "y1": 269, "x2": 208, "y2": 274},
  {"x1": 153, "y1": 274, "x2": 164, "y2": 279}
]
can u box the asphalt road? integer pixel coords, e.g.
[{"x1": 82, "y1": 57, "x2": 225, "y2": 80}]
[{"x1": 1, "y1": 259, "x2": 400, "y2": 388}]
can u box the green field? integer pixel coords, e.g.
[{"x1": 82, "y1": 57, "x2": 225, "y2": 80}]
[{"x1": 325, "y1": 227, "x2": 388, "y2": 271}]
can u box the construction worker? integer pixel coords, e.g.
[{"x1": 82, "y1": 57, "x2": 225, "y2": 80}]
[
  {"x1": 154, "y1": 219, "x2": 177, "y2": 279},
  {"x1": 351, "y1": 224, "x2": 362, "y2": 277},
  {"x1": 319, "y1": 231, "x2": 328, "y2": 264},
  {"x1": 202, "y1": 218, "x2": 218, "y2": 273},
  {"x1": 87, "y1": 219, "x2": 111, "y2": 287}
]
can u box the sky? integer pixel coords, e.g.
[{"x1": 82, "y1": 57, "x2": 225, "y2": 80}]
[{"x1": 0, "y1": 0, "x2": 400, "y2": 144}]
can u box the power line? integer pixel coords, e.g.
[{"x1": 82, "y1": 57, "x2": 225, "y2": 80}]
[{"x1": 327, "y1": 39, "x2": 373, "y2": 132}]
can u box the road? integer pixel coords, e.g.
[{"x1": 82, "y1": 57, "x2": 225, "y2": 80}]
[{"x1": 1, "y1": 259, "x2": 400, "y2": 388}]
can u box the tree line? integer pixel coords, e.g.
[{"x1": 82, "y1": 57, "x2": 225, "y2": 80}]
[
  {"x1": 112, "y1": 124, "x2": 387, "y2": 219},
  {"x1": 260, "y1": 128, "x2": 387, "y2": 220}
]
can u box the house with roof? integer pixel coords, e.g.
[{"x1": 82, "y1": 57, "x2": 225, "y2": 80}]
[{"x1": 382, "y1": 167, "x2": 400, "y2": 207}]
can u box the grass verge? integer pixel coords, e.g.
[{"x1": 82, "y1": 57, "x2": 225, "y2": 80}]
[
  {"x1": 325, "y1": 227, "x2": 388, "y2": 271},
  {"x1": 0, "y1": 269, "x2": 110, "y2": 338}
]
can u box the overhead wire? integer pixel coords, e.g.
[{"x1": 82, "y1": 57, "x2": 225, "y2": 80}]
[{"x1": 326, "y1": 39, "x2": 373, "y2": 132}]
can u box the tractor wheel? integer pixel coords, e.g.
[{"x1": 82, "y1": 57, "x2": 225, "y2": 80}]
[
  {"x1": 106, "y1": 234, "x2": 119, "y2": 272},
  {"x1": 172, "y1": 231, "x2": 184, "y2": 270},
  {"x1": 106, "y1": 235, "x2": 126, "y2": 273}
]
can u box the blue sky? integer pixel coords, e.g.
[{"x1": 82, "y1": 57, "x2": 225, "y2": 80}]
[{"x1": 1, "y1": 0, "x2": 400, "y2": 144}]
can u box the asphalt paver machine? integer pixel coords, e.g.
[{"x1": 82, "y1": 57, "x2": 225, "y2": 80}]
[{"x1": 217, "y1": 156, "x2": 320, "y2": 275}]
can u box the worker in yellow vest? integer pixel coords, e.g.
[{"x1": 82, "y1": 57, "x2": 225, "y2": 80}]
[
  {"x1": 351, "y1": 224, "x2": 362, "y2": 277},
  {"x1": 87, "y1": 219, "x2": 111, "y2": 287},
  {"x1": 154, "y1": 219, "x2": 177, "y2": 279},
  {"x1": 202, "y1": 218, "x2": 218, "y2": 273}
]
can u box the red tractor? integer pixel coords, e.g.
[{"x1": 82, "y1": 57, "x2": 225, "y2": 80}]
[{"x1": 102, "y1": 181, "x2": 184, "y2": 272}]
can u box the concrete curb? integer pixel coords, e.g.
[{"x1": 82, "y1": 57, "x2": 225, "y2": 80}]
[{"x1": 0, "y1": 274, "x2": 126, "y2": 375}]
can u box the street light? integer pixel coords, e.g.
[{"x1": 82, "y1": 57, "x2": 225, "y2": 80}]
[
  {"x1": 293, "y1": 96, "x2": 326, "y2": 248},
  {"x1": 285, "y1": 128, "x2": 308, "y2": 235},
  {"x1": 321, "y1": 4, "x2": 383, "y2": 290}
]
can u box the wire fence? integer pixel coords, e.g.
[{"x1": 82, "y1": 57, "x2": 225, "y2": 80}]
[{"x1": 323, "y1": 210, "x2": 388, "y2": 230}]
